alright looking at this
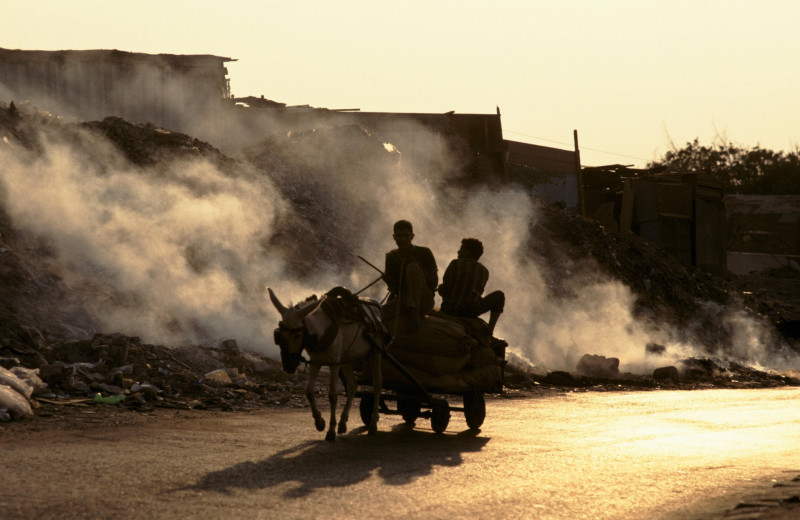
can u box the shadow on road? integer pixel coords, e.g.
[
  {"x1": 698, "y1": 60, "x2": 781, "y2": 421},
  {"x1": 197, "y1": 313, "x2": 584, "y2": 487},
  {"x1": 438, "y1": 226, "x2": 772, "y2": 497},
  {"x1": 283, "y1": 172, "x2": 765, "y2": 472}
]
[{"x1": 181, "y1": 423, "x2": 490, "y2": 498}]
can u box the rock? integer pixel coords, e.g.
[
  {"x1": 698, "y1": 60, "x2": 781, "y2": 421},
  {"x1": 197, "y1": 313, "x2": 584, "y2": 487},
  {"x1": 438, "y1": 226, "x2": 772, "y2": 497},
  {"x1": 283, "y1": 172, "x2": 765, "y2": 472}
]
[
  {"x1": 39, "y1": 362, "x2": 75, "y2": 389},
  {"x1": 204, "y1": 369, "x2": 232, "y2": 386},
  {"x1": 544, "y1": 371, "x2": 574, "y2": 385},
  {"x1": 130, "y1": 382, "x2": 161, "y2": 398},
  {"x1": 51, "y1": 341, "x2": 96, "y2": 364},
  {"x1": 653, "y1": 366, "x2": 679, "y2": 381},
  {"x1": 645, "y1": 343, "x2": 667, "y2": 355},
  {"x1": 576, "y1": 354, "x2": 620, "y2": 378},
  {"x1": 70, "y1": 380, "x2": 90, "y2": 394},
  {"x1": 241, "y1": 352, "x2": 271, "y2": 374},
  {"x1": 680, "y1": 358, "x2": 719, "y2": 379},
  {"x1": 97, "y1": 383, "x2": 123, "y2": 394}
]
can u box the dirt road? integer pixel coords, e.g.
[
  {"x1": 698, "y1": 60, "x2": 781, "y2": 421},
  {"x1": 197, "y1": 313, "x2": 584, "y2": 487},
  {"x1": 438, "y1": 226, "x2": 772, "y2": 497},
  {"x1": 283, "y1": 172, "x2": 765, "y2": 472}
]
[{"x1": 2, "y1": 388, "x2": 799, "y2": 520}]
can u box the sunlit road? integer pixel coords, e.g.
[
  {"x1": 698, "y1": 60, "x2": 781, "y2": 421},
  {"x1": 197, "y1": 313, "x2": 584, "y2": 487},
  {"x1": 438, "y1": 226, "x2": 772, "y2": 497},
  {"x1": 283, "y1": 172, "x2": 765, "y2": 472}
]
[{"x1": 2, "y1": 388, "x2": 799, "y2": 520}]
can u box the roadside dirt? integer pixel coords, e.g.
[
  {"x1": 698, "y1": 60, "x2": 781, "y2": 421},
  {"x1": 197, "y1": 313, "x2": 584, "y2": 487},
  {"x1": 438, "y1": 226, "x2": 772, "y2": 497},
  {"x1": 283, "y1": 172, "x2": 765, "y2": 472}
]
[{"x1": 2, "y1": 105, "x2": 799, "y2": 436}]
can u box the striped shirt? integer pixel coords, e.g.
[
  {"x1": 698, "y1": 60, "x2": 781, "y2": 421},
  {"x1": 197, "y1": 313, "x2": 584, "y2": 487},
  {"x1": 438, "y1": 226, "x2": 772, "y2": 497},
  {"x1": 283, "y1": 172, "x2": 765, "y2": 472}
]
[{"x1": 438, "y1": 258, "x2": 489, "y2": 316}]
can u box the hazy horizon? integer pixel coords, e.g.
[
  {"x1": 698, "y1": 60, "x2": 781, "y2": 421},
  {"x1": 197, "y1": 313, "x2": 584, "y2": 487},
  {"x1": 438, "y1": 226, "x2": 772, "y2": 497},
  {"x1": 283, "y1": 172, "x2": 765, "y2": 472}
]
[{"x1": 2, "y1": 0, "x2": 798, "y2": 168}]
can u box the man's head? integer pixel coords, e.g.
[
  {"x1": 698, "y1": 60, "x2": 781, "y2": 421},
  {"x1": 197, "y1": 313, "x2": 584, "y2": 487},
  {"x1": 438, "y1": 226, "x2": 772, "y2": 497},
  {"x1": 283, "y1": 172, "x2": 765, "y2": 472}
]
[
  {"x1": 393, "y1": 220, "x2": 414, "y2": 249},
  {"x1": 458, "y1": 238, "x2": 484, "y2": 260}
]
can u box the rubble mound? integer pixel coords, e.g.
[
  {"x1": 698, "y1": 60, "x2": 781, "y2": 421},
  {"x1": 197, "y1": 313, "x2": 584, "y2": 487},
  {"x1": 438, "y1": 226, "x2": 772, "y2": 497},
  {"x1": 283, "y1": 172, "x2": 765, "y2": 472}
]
[
  {"x1": 81, "y1": 116, "x2": 232, "y2": 168},
  {"x1": 529, "y1": 196, "x2": 798, "y2": 354},
  {"x1": 1, "y1": 103, "x2": 799, "y2": 425},
  {"x1": 243, "y1": 124, "x2": 400, "y2": 277},
  {"x1": 730, "y1": 266, "x2": 800, "y2": 329},
  {"x1": 2, "y1": 333, "x2": 313, "y2": 414}
]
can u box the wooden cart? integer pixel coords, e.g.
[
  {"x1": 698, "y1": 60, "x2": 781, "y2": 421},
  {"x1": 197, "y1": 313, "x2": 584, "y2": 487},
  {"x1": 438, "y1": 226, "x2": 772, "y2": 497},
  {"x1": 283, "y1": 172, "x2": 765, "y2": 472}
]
[{"x1": 356, "y1": 337, "x2": 507, "y2": 433}]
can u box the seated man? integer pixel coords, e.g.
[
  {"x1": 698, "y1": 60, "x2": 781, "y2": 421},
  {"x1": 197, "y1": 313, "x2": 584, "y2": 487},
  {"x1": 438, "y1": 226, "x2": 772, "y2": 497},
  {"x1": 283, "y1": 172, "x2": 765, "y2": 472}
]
[
  {"x1": 383, "y1": 220, "x2": 438, "y2": 333},
  {"x1": 437, "y1": 237, "x2": 505, "y2": 334}
]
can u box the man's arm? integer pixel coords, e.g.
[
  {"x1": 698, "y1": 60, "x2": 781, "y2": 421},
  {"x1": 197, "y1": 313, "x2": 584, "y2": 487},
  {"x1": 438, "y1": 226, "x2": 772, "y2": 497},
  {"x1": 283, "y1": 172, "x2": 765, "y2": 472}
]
[
  {"x1": 383, "y1": 251, "x2": 399, "y2": 294},
  {"x1": 437, "y1": 259, "x2": 456, "y2": 298},
  {"x1": 419, "y1": 246, "x2": 438, "y2": 291},
  {"x1": 476, "y1": 262, "x2": 490, "y2": 295}
]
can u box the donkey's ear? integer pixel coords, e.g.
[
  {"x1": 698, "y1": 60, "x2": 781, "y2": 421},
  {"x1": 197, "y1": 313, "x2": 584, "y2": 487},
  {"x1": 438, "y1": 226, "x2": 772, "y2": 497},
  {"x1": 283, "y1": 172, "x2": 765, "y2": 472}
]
[
  {"x1": 296, "y1": 294, "x2": 326, "y2": 320},
  {"x1": 267, "y1": 287, "x2": 288, "y2": 315}
]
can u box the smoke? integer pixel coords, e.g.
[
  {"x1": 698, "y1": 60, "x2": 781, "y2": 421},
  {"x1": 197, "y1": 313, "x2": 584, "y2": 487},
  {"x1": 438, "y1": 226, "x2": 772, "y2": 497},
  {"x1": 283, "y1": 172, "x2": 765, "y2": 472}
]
[
  {"x1": 0, "y1": 99, "x2": 796, "y2": 374},
  {"x1": 690, "y1": 301, "x2": 800, "y2": 372},
  {"x1": 0, "y1": 117, "x2": 289, "y2": 350}
]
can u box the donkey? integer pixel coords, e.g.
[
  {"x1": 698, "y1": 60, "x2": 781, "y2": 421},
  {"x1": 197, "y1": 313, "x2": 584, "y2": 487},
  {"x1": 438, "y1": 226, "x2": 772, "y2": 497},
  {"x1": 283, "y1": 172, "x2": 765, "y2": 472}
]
[{"x1": 268, "y1": 286, "x2": 384, "y2": 441}]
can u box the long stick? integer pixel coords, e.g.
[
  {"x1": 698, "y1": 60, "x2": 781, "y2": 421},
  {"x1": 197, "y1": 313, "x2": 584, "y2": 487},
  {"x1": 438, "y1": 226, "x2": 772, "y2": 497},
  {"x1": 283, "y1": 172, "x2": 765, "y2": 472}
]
[
  {"x1": 358, "y1": 255, "x2": 384, "y2": 276},
  {"x1": 354, "y1": 274, "x2": 384, "y2": 296},
  {"x1": 392, "y1": 259, "x2": 405, "y2": 336}
]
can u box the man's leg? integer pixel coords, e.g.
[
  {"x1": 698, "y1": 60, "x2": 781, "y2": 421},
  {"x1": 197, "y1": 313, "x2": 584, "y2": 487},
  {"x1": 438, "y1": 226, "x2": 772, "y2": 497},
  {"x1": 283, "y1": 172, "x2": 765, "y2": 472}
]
[{"x1": 480, "y1": 291, "x2": 505, "y2": 334}]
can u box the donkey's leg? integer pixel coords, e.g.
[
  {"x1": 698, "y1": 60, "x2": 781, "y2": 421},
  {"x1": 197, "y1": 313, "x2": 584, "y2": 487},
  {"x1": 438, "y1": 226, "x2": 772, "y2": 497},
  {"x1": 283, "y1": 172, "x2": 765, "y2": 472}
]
[
  {"x1": 338, "y1": 364, "x2": 356, "y2": 434},
  {"x1": 368, "y1": 353, "x2": 382, "y2": 435},
  {"x1": 306, "y1": 364, "x2": 325, "y2": 432},
  {"x1": 325, "y1": 364, "x2": 340, "y2": 441}
]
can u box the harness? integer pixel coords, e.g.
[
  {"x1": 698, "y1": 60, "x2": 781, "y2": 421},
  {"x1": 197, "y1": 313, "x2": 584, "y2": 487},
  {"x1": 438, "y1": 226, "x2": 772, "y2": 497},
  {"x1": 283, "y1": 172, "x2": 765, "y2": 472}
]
[
  {"x1": 319, "y1": 286, "x2": 390, "y2": 352},
  {"x1": 273, "y1": 287, "x2": 390, "y2": 355}
]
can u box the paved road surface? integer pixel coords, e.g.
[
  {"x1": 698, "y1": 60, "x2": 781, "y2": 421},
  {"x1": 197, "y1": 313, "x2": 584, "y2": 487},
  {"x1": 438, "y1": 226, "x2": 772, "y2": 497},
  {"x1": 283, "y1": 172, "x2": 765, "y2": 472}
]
[{"x1": 2, "y1": 387, "x2": 799, "y2": 519}]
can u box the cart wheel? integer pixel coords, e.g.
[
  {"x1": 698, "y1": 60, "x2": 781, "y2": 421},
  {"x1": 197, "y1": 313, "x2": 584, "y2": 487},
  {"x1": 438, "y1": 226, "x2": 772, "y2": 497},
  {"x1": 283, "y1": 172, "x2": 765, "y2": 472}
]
[
  {"x1": 397, "y1": 398, "x2": 421, "y2": 424},
  {"x1": 463, "y1": 391, "x2": 486, "y2": 430},
  {"x1": 359, "y1": 393, "x2": 375, "y2": 426},
  {"x1": 430, "y1": 399, "x2": 450, "y2": 433}
]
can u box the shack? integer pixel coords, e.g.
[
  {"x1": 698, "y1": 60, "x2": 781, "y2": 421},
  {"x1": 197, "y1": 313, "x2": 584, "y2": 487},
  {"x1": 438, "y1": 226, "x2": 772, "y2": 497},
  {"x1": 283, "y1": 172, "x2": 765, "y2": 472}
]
[
  {"x1": 725, "y1": 195, "x2": 800, "y2": 275},
  {"x1": 230, "y1": 103, "x2": 506, "y2": 182},
  {"x1": 0, "y1": 47, "x2": 234, "y2": 136},
  {"x1": 0, "y1": 47, "x2": 506, "y2": 181},
  {"x1": 580, "y1": 165, "x2": 727, "y2": 276},
  {"x1": 504, "y1": 135, "x2": 583, "y2": 213}
]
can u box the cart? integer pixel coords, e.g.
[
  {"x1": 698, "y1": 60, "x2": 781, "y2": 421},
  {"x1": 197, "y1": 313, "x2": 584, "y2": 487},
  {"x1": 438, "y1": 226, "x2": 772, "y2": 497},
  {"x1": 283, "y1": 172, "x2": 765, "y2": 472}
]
[{"x1": 356, "y1": 322, "x2": 507, "y2": 433}]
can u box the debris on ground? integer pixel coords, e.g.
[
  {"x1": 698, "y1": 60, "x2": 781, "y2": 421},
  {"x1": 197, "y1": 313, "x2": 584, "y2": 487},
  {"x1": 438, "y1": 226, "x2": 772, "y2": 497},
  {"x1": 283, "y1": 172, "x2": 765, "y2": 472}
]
[
  {"x1": 2, "y1": 102, "x2": 800, "y2": 427},
  {"x1": 0, "y1": 332, "x2": 326, "y2": 422}
]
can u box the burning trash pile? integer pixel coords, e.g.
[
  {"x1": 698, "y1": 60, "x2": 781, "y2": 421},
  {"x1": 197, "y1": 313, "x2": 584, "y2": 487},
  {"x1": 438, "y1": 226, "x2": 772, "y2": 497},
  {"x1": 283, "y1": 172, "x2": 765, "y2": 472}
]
[
  {"x1": 241, "y1": 124, "x2": 402, "y2": 278},
  {"x1": 1, "y1": 101, "x2": 800, "y2": 423},
  {"x1": 0, "y1": 333, "x2": 314, "y2": 420},
  {"x1": 522, "y1": 194, "x2": 800, "y2": 383}
]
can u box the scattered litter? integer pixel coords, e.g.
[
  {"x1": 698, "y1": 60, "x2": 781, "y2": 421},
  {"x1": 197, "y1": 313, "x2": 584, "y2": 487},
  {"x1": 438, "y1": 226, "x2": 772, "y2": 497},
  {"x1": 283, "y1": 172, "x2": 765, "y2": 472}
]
[
  {"x1": 204, "y1": 369, "x2": 232, "y2": 386},
  {"x1": 93, "y1": 393, "x2": 126, "y2": 405}
]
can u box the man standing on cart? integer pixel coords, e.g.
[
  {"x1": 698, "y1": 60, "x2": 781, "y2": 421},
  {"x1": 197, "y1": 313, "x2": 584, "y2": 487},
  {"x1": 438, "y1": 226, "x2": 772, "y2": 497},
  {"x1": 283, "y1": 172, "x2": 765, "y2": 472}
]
[
  {"x1": 438, "y1": 237, "x2": 505, "y2": 335},
  {"x1": 383, "y1": 220, "x2": 438, "y2": 334}
]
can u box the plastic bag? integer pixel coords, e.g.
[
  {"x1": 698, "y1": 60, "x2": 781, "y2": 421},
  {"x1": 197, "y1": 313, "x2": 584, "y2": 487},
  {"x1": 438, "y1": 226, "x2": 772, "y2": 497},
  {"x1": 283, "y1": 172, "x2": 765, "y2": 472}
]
[{"x1": 93, "y1": 393, "x2": 126, "y2": 404}]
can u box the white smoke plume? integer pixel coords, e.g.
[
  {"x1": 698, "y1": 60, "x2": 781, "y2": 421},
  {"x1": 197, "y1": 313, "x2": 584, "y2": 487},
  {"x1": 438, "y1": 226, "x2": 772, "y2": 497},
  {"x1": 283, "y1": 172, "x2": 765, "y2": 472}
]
[
  {"x1": 1, "y1": 117, "x2": 289, "y2": 350},
  {"x1": 0, "y1": 102, "x2": 796, "y2": 375}
]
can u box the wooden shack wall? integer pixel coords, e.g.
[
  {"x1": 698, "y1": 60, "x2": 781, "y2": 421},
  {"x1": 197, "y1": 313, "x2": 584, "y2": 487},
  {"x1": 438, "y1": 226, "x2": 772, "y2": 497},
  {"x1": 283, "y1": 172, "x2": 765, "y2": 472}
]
[{"x1": 0, "y1": 48, "x2": 230, "y2": 136}]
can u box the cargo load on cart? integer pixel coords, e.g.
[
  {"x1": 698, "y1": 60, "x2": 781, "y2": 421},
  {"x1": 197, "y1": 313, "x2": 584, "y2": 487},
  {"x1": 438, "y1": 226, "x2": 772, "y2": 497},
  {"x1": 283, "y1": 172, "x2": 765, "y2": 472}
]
[{"x1": 357, "y1": 307, "x2": 507, "y2": 433}]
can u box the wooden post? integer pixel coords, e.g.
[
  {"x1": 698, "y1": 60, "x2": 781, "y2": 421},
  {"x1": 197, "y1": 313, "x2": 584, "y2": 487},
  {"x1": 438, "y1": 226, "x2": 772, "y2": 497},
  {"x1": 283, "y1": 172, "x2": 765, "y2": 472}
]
[
  {"x1": 574, "y1": 130, "x2": 586, "y2": 216},
  {"x1": 620, "y1": 179, "x2": 634, "y2": 232}
]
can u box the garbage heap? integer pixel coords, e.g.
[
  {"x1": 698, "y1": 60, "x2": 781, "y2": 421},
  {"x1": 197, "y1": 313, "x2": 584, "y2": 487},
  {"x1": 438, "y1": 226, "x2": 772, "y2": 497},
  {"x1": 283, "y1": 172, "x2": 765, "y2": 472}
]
[
  {"x1": 2, "y1": 103, "x2": 800, "y2": 422},
  {"x1": 0, "y1": 334, "x2": 315, "y2": 420}
]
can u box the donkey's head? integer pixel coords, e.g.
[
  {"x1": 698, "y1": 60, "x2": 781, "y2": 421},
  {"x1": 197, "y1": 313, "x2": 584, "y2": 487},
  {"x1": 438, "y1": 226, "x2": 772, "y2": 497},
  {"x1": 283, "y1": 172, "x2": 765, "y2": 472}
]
[{"x1": 267, "y1": 287, "x2": 325, "y2": 373}]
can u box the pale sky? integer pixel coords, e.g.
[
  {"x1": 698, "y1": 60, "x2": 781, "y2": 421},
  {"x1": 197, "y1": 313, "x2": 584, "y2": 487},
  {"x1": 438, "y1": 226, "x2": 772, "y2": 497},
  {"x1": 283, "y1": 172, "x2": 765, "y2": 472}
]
[{"x1": 3, "y1": 0, "x2": 799, "y2": 167}]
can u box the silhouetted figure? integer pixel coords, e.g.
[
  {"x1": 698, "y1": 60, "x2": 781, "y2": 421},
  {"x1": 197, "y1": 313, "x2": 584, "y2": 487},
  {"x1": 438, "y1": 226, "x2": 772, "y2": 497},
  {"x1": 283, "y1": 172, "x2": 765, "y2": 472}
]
[
  {"x1": 383, "y1": 220, "x2": 438, "y2": 333},
  {"x1": 8, "y1": 101, "x2": 18, "y2": 119},
  {"x1": 438, "y1": 237, "x2": 505, "y2": 334}
]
